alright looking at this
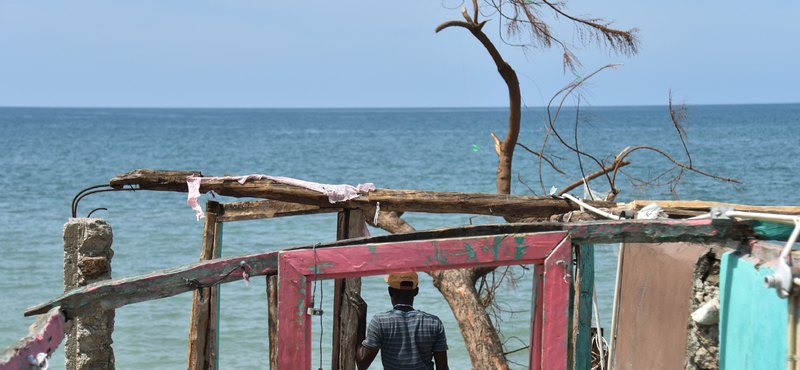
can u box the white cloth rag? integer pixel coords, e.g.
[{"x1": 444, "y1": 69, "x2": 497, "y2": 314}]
[{"x1": 187, "y1": 175, "x2": 375, "y2": 220}]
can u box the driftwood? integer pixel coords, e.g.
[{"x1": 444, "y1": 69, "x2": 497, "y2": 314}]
[
  {"x1": 26, "y1": 219, "x2": 755, "y2": 318},
  {"x1": 109, "y1": 169, "x2": 616, "y2": 219}
]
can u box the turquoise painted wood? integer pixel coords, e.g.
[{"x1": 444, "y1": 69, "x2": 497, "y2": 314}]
[
  {"x1": 719, "y1": 252, "x2": 787, "y2": 370},
  {"x1": 574, "y1": 245, "x2": 594, "y2": 370}
]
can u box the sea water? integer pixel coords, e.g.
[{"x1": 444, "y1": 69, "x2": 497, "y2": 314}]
[{"x1": 1, "y1": 104, "x2": 798, "y2": 369}]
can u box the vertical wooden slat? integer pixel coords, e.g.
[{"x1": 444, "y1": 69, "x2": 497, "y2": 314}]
[
  {"x1": 573, "y1": 244, "x2": 594, "y2": 370},
  {"x1": 331, "y1": 212, "x2": 347, "y2": 369},
  {"x1": 277, "y1": 256, "x2": 312, "y2": 370},
  {"x1": 568, "y1": 249, "x2": 575, "y2": 370},
  {"x1": 541, "y1": 238, "x2": 572, "y2": 369},
  {"x1": 332, "y1": 210, "x2": 366, "y2": 370},
  {"x1": 267, "y1": 275, "x2": 279, "y2": 369},
  {"x1": 188, "y1": 201, "x2": 223, "y2": 370},
  {"x1": 529, "y1": 264, "x2": 545, "y2": 370}
]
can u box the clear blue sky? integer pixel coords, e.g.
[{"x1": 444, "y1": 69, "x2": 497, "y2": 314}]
[{"x1": 1, "y1": 1, "x2": 798, "y2": 108}]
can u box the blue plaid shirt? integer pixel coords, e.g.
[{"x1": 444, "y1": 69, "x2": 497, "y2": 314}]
[{"x1": 362, "y1": 309, "x2": 448, "y2": 370}]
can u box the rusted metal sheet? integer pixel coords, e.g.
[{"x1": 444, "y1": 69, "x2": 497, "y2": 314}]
[
  {"x1": 613, "y1": 242, "x2": 707, "y2": 370},
  {"x1": 277, "y1": 231, "x2": 571, "y2": 370},
  {"x1": 0, "y1": 307, "x2": 66, "y2": 370}
]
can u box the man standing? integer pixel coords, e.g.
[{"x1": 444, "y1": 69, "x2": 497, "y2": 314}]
[{"x1": 356, "y1": 272, "x2": 449, "y2": 370}]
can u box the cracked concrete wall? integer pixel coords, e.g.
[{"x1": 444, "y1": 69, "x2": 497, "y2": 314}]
[
  {"x1": 63, "y1": 218, "x2": 115, "y2": 370},
  {"x1": 685, "y1": 252, "x2": 721, "y2": 370}
]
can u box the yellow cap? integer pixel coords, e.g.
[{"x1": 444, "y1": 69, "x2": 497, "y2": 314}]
[{"x1": 385, "y1": 272, "x2": 418, "y2": 290}]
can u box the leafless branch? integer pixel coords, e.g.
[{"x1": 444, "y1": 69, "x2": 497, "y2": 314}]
[
  {"x1": 557, "y1": 160, "x2": 632, "y2": 196},
  {"x1": 516, "y1": 142, "x2": 567, "y2": 175}
]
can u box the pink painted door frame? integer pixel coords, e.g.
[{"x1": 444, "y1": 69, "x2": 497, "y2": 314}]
[{"x1": 277, "y1": 231, "x2": 572, "y2": 369}]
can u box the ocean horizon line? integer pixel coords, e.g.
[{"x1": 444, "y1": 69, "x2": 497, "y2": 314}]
[{"x1": 1, "y1": 102, "x2": 798, "y2": 110}]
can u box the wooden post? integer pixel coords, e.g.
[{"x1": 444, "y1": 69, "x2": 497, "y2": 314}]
[
  {"x1": 188, "y1": 201, "x2": 223, "y2": 370},
  {"x1": 572, "y1": 244, "x2": 594, "y2": 369},
  {"x1": 332, "y1": 210, "x2": 367, "y2": 370},
  {"x1": 267, "y1": 275, "x2": 278, "y2": 369}
]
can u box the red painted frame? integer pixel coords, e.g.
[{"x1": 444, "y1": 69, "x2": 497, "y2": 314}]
[
  {"x1": 277, "y1": 231, "x2": 572, "y2": 369},
  {"x1": 0, "y1": 307, "x2": 65, "y2": 370}
]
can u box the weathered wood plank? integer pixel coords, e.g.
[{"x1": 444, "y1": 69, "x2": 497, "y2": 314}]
[
  {"x1": 627, "y1": 200, "x2": 800, "y2": 215},
  {"x1": 216, "y1": 199, "x2": 340, "y2": 222},
  {"x1": 110, "y1": 169, "x2": 203, "y2": 191},
  {"x1": 1, "y1": 307, "x2": 66, "y2": 370},
  {"x1": 529, "y1": 264, "x2": 545, "y2": 370},
  {"x1": 332, "y1": 210, "x2": 366, "y2": 370},
  {"x1": 25, "y1": 219, "x2": 755, "y2": 318},
  {"x1": 25, "y1": 251, "x2": 279, "y2": 317},
  {"x1": 109, "y1": 169, "x2": 617, "y2": 218},
  {"x1": 541, "y1": 238, "x2": 571, "y2": 370},
  {"x1": 305, "y1": 219, "x2": 755, "y2": 249},
  {"x1": 573, "y1": 245, "x2": 594, "y2": 370},
  {"x1": 267, "y1": 275, "x2": 278, "y2": 370},
  {"x1": 188, "y1": 201, "x2": 222, "y2": 370}
]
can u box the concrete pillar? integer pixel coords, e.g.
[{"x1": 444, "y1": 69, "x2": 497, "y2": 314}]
[{"x1": 63, "y1": 218, "x2": 115, "y2": 370}]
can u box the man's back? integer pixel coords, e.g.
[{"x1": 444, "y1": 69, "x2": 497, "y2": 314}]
[{"x1": 362, "y1": 309, "x2": 448, "y2": 370}]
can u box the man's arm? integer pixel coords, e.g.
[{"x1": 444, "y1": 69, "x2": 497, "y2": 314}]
[
  {"x1": 355, "y1": 299, "x2": 377, "y2": 370},
  {"x1": 356, "y1": 345, "x2": 379, "y2": 370},
  {"x1": 433, "y1": 351, "x2": 449, "y2": 370}
]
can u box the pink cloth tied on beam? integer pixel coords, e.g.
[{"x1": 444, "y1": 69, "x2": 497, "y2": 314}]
[{"x1": 186, "y1": 175, "x2": 376, "y2": 220}]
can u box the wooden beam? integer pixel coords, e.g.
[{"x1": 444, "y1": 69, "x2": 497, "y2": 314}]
[
  {"x1": 216, "y1": 199, "x2": 340, "y2": 223},
  {"x1": 109, "y1": 169, "x2": 617, "y2": 218},
  {"x1": 0, "y1": 307, "x2": 66, "y2": 370},
  {"x1": 26, "y1": 219, "x2": 756, "y2": 318},
  {"x1": 25, "y1": 250, "x2": 279, "y2": 317},
  {"x1": 301, "y1": 219, "x2": 756, "y2": 250},
  {"x1": 110, "y1": 169, "x2": 203, "y2": 191}
]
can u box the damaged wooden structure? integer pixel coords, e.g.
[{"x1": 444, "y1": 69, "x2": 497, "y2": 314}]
[{"x1": 8, "y1": 169, "x2": 800, "y2": 369}]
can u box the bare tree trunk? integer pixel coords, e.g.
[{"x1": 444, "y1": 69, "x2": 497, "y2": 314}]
[{"x1": 431, "y1": 269, "x2": 509, "y2": 370}]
